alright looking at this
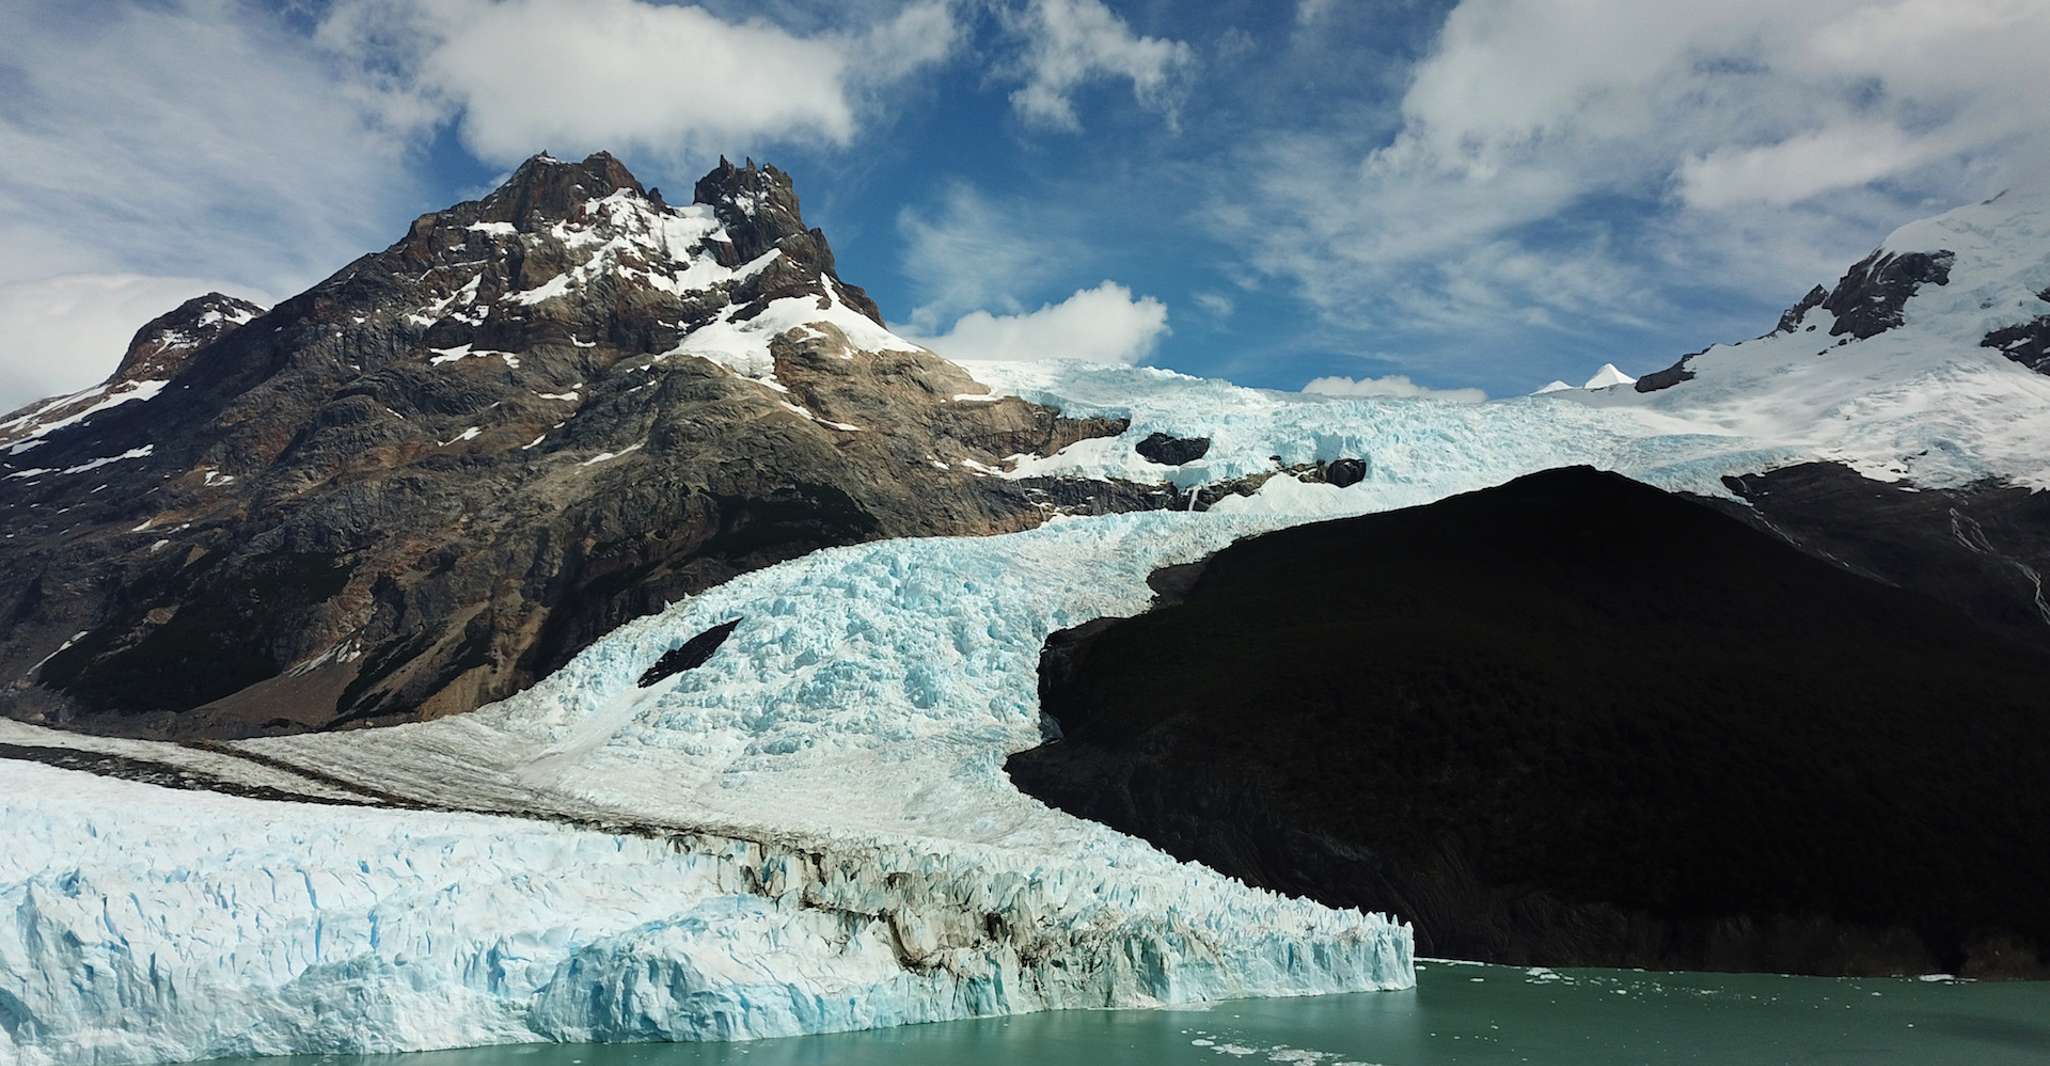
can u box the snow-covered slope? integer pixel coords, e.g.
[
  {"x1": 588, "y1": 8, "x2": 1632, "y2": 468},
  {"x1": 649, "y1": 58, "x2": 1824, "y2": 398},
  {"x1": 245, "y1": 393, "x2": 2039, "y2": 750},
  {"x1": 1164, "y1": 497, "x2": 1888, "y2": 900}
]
[
  {"x1": 967, "y1": 361, "x2": 1786, "y2": 515},
  {"x1": 1570, "y1": 183, "x2": 2050, "y2": 489}
]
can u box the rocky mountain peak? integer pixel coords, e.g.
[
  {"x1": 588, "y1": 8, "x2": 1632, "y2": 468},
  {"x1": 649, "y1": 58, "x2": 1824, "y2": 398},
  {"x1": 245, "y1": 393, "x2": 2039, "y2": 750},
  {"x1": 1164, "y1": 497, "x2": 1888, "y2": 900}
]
[
  {"x1": 480, "y1": 151, "x2": 648, "y2": 228},
  {"x1": 691, "y1": 156, "x2": 860, "y2": 307},
  {"x1": 1772, "y1": 285, "x2": 1830, "y2": 336},
  {"x1": 0, "y1": 151, "x2": 1152, "y2": 737},
  {"x1": 112, "y1": 292, "x2": 266, "y2": 384}
]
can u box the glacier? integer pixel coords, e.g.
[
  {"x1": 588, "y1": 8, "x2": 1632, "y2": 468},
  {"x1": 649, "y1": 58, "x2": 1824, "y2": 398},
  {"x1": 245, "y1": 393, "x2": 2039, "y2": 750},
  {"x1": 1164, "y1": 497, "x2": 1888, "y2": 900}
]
[
  {"x1": 1, "y1": 760, "x2": 1407, "y2": 1066},
  {"x1": 4, "y1": 336, "x2": 2040, "y2": 1064}
]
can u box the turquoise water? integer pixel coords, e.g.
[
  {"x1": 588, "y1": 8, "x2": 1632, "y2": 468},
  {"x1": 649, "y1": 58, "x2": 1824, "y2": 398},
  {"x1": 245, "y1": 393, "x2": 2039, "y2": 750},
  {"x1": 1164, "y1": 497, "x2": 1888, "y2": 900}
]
[{"x1": 230, "y1": 961, "x2": 2047, "y2": 1065}]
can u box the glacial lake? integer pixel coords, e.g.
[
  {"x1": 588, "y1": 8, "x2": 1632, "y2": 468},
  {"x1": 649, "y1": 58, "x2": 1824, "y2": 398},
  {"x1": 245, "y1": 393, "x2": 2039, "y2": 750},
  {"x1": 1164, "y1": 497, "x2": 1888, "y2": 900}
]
[{"x1": 229, "y1": 960, "x2": 2047, "y2": 1065}]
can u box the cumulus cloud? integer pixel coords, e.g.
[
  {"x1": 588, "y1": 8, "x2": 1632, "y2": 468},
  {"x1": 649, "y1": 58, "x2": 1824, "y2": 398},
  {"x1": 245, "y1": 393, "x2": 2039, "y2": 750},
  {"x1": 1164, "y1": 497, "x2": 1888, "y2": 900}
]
[
  {"x1": 1301, "y1": 374, "x2": 1487, "y2": 403},
  {"x1": 908, "y1": 281, "x2": 1169, "y2": 364},
  {"x1": 316, "y1": 0, "x2": 961, "y2": 165},
  {"x1": 999, "y1": 0, "x2": 1196, "y2": 131}
]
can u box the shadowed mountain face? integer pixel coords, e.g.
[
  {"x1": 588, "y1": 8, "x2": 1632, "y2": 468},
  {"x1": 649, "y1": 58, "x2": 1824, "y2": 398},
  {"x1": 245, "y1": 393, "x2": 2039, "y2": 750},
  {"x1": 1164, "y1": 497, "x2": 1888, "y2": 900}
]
[
  {"x1": 0, "y1": 153, "x2": 1140, "y2": 738},
  {"x1": 1007, "y1": 466, "x2": 2050, "y2": 978}
]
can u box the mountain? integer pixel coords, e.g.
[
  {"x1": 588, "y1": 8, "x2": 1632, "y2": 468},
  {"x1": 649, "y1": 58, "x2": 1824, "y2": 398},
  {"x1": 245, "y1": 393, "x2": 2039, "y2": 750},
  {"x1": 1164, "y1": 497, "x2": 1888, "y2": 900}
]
[
  {"x1": 1, "y1": 292, "x2": 264, "y2": 449},
  {"x1": 1624, "y1": 181, "x2": 2050, "y2": 476},
  {"x1": 1604, "y1": 182, "x2": 2050, "y2": 649},
  {"x1": 1581, "y1": 362, "x2": 1635, "y2": 389},
  {"x1": 6, "y1": 156, "x2": 2050, "y2": 1064},
  {"x1": 1007, "y1": 466, "x2": 2050, "y2": 977},
  {"x1": 0, "y1": 152, "x2": 1144, "y2": 737}
]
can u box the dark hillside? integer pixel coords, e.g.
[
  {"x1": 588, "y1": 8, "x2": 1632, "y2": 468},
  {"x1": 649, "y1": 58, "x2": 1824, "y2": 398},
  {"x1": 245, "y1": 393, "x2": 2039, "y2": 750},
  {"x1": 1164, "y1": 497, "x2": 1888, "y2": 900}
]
[{"x1": 1007, "y1": 466, "x2": 2050, "y2": 976}]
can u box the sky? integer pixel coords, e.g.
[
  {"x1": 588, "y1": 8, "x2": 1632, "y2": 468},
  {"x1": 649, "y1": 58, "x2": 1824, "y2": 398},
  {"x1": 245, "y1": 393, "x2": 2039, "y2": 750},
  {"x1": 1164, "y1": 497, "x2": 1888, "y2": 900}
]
[{"x1": 2, "y1": 0, "x2": 2046, "y2": 409}]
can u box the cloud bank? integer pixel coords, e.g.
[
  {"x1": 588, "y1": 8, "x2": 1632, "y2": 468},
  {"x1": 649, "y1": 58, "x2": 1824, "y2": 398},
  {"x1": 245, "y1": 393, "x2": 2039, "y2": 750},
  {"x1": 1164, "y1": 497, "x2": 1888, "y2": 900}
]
[
  {"x1": 909, "y1": 281, "x2": 1169, "y2": 364},
  {"x1": 316, "y1": 0, "x2": 962, "y2": 166}
]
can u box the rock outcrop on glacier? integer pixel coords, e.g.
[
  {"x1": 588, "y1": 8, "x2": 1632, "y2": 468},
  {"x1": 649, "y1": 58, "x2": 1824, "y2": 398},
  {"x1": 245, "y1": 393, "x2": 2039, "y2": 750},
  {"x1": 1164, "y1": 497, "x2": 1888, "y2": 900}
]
[
  {"x1": 1007, "y1": 467, "x2": 2050, "y2": 977},
  {"x1": 0, "y1": 154, "x2": 1146, "y2": 738}
]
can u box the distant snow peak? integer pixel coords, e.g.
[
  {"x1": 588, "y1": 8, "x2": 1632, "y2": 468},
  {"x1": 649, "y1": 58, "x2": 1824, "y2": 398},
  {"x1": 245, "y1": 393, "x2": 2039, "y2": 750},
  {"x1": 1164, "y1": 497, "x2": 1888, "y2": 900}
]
[
  {"x1": 1582, "y1": 363, "x2": 1637, "y2": 390},
  {"x1": 1533, "y1": 380, "x2": 1575, "y2": 395}
]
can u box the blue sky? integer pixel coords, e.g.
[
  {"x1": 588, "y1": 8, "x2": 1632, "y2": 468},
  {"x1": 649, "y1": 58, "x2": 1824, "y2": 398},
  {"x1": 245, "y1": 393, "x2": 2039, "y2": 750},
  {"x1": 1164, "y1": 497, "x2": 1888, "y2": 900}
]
[{"x1": 2, "y1": 0, "x2": 2046, "y2": 407}]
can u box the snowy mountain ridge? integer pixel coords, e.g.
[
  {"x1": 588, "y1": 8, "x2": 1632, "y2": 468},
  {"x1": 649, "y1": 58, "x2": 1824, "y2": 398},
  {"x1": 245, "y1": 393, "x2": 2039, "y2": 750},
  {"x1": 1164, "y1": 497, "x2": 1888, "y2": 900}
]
[{"x1": 1569, "y1": 179, "x2": 2050, "y2": 489}]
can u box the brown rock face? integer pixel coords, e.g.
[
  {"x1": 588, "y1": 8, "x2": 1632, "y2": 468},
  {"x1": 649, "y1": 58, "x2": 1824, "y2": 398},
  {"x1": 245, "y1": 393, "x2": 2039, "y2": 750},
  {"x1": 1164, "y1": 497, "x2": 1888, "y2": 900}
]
[
  {"x1": 112, "y1": 293, "x2": 267, "y2": 384},
  {"x1": 0, "y1": 153, "x2": 1147, "y2": 738}
]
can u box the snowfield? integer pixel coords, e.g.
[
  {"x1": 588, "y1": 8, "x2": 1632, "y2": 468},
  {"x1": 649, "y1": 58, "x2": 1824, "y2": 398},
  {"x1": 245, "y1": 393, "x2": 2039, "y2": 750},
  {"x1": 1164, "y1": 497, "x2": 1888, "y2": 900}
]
[
  {"x1": 1568, "y1": 183, "x2": 2050, "y2": 489},
  {"x1": 7, "y1": 187, "x2": 2050, "y2": 1066}
]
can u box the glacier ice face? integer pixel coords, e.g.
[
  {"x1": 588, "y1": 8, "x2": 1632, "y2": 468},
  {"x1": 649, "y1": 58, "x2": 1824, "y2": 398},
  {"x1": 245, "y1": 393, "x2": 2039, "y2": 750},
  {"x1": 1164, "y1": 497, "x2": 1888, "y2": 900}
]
[
  {"x1": 0, "y1": 761, "x2": 1408, "y2": 1066},
  {"x1": 6, "y1": 351, "x2": 2014, "y2": 1065}
]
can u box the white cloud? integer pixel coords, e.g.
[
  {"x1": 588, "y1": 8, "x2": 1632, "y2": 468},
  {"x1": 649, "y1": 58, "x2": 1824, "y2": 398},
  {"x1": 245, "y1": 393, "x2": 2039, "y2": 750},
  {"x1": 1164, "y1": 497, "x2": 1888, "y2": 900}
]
[
  {"x1": 897, "y1": 181, "x2": 1069, "y2": 331},
  {"x1": 1674, "y1": 122, "x2": 1943, "y2": 211},
  {"x1": 317, "y1": 0, "x2": 962, "y2": 166},
  {"x1": 0, "y1": 1, "x2": 418, "y2": 288},
  {"x1": 908, "y1": 281, "x2": 1169, "y2": 364},
  {"x1": 1212, "y1": 0, "x2": 2050, "y2": 363},
  {"x1": 1301, "y1": 374, "x2": 1487, "y2": 403},
  {"x1": 999, "y1": 0, "x2": 1196, "y2": 131},
  {"x1": 0, "y1": 0, "x2": 419, "y2": 407},
  {"x1": 1378, "y1": 0, "x2": 2050, "y2": 208},
  {"x1": 0, "y1": 274, "x2": 272, "y2": 409},
  {"x1": 1193, "y1": 291, "x2": 1236, "y2": 317}
]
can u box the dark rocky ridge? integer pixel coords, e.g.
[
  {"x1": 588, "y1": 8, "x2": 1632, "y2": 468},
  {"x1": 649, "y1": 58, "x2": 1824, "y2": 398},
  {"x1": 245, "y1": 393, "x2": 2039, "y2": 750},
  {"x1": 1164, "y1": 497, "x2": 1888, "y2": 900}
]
[
  {"x1": 1712, "y1": 462, "x2": 2050, "y2": 651},
  {"x1": 1821, "y1": 248, "x2": 1953, "y2": 340},
  {"x1": 1636, "y1": 244, "x2": 1959, "y2": 393},
  {"x1": 1007, "y1": 467, "x2": 2050, "y2": 977},
  {"x1": 0, "y1": 152, "x2": 1155, "y2": 738},
  {"x1": 1982, "y1": 297, "x2": 2050, "y2": 372},
  {"x1": 114, "y1": 292, "x2": 268, "y2": 383}
]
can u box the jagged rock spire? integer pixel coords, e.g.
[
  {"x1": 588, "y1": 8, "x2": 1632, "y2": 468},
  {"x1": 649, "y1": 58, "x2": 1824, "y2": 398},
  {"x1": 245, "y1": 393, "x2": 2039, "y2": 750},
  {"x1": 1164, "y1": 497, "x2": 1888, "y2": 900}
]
[{"x1": 479, "y1": 151, "x2": 648, "y2": 228}]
